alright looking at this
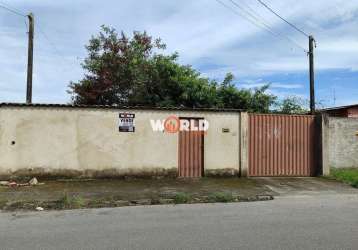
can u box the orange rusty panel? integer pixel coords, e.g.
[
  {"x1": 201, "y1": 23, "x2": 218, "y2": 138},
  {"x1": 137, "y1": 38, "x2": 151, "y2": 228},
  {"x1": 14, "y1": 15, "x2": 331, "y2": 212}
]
[
  {"x1": 178, "y1": 119, "x2": 203, "y2": 178},
  {"x1": 248, "y1": 114, "x2": 316, "y2": 177}
]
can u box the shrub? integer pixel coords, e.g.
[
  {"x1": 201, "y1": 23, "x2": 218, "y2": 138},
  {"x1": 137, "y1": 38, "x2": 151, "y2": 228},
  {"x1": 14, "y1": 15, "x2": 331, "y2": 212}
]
[
  {"x1": 173, "y1": 193, "x2": 191, "y2": 204},
  {"x1": 208, "y1": 192, "x2": 235, "y2": 203},
  {"x1": 58, "y1": 193, "x2": 86, "y2": 209},
  {"x1": 331, "y1": 168, "x2": 358, "y2": 188}
]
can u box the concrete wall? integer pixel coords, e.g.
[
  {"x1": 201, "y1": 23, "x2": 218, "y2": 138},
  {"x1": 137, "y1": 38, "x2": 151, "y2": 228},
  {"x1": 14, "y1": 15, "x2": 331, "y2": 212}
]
[
  {"x1": 0, "y1": 106, "x2": 240, "y2": 178},
  {"x1": 326, "y1": 117, "x2": 358, "y2": 168}
]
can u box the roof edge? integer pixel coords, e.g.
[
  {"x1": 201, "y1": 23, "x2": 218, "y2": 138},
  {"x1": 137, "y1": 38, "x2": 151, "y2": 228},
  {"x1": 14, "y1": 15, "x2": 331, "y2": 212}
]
[
  {"x1": 320, "y1": 104, "x2": 358, "y2": 112},
  {"x1": 0, "y1": 102, "x2": 243, "y2": 113}
]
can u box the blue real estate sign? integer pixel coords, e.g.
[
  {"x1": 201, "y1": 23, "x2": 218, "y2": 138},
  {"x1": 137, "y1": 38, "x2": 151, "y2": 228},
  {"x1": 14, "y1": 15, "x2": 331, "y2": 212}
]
[{"x1": 119, "y1": 113, "x2": 135, "y2": 132}]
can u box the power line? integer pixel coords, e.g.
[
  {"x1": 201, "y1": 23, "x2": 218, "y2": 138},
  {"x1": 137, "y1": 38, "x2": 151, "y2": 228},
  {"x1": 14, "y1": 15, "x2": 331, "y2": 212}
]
[
  {"x1": 1, "y1": 1, "x2": 78, "y2": 71},
  {"x1": 229, "y1": 0, "x2": 275, "y2": 32},
  {"x1": 34, "y1": 25, "x2": 84, "y2": 78},
  {"x1": 2, "y1": 1, "x2": 77, "y2": 63},
  {"x1": 37, "y1": 25, "x2": 66, "y2": 59},
  {"x1": 229, "y1": 0, "x2": 306, "y2": 52},
  {"x1": 0, "y1": 2, "x2": 26, "y2": 17},
  {"x1": 256, "y1": 0, "x2": 309, "y2": 37},
  {"x1": 216, "y1": 0, "x2": 275, "y2": 36},
  {"x1": 234, "y1": 0, "x2": 278, "y2": 30},
  {"x1": 0, "y1": 2, "x2": 28, "y2": 31},
  {"x1": 216, "y1": 0, "x2": 307, "y2": 52},
  {"x1": 0, "y1": 2, "x2": 62, "y2": 59}
]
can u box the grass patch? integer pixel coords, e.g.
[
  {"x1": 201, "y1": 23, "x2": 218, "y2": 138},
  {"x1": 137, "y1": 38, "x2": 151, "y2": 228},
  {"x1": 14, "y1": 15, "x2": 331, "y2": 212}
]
[
  {"x1": 57, "y1": 193, "x2": 86, "y2": 209},
  {"x1": 173, "y1": 192, "x2": 191, "y2": 204},
  {"x1": 330, "y1": 168, "x2": 358, "y2": 188},
  {"x1": 208, "y1": 192, "x2": 235, "y2": 203}
]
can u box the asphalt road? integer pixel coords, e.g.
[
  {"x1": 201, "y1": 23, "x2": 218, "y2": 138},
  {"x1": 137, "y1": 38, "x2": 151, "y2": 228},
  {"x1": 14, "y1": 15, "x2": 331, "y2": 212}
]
[{"x1": 1, "y1": 193, "x2": 358, "y2": 250}]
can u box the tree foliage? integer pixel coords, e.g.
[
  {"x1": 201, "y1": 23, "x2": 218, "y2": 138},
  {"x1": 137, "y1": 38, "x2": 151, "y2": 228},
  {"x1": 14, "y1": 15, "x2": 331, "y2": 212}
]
[
  {"x1": 275, "y1": 96, "x2": 308, "y2": 114},
  {"x1": 68, "y1": 26, "x2": 279, "y2": 113}
]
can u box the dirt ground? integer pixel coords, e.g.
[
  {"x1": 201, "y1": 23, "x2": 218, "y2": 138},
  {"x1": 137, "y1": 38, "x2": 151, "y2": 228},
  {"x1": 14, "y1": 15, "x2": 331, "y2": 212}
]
[
  {"x1": 1, "y1": 177, "x2": 355, "y2": 211},
  {"x1": 0, "y1": 178, "x2": 273, "y2": 211},
  {"x1": 256, "y1": 177, "x2": 358, "y2": 196}
]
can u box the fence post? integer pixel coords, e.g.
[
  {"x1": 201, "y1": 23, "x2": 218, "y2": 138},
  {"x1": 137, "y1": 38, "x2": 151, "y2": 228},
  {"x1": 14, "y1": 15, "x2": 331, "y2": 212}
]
[{"x1": 240, "y1": 112, "x2": 249, "y2": 177}]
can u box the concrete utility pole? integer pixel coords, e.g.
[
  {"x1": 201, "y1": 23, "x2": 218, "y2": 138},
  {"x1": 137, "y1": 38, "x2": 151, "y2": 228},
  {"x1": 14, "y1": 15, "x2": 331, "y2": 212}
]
[
  {"x1": 26, "y1": 13, "x2": 34, "y2": 104},
  {"x1": 309, "y1": 35, "x2": 315, "y2": 114}
]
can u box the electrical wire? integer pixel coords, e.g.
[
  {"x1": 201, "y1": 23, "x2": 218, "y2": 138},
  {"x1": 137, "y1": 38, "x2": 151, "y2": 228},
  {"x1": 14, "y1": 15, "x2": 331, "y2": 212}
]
[
  {"x1": 0, "y1": 1, "x2": 28, "y2": 32},
  {"x1": 0, "y1": 2, "x2": 26, "y2": 17},
  {"x1": 256, "y1": 0, "x2": 309, "y2": 37},
  {"x1": 216, "y1": 0, "x2": 275, "y2": 36},
  {"x1": 37, "y1": 25, "x2": 67, "y2": 60},
  {"x1": 229, "y1": 0, "x2": 273, "y2": 30},
  {"x1": 216, "y1": 0, "x2": 307, "y2": 52},
  {"x1": 229, "y1": 0, "x2": 307, "y2": 52},
  {"x1": 0, "y1": 1, "x2": 64, "y2": 59},
  {"x1": 1, "y1": 1, "x2": 78, "y2": 71},
  {"x1": 234, "y1": 0, "x2": 273, "y2": 28}
]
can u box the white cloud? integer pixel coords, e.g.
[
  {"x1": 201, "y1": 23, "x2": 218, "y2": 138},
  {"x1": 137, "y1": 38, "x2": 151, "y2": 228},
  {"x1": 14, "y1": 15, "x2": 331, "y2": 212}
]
[
  {"x1": 0, "y1": 0, "x2": 358, "y2": 103},
  {"x1": 318, "y1": 40, "x2": 358, "y2": 53},
  {"x1": 271, "y1": 83, "x2": 303, "y2": 89},
  {"x1": 239, "y1": 82, "x2": 303, "y2": 89},
  {"x1": 239, "y1": 83, "x2": 267, "y2": 89}
]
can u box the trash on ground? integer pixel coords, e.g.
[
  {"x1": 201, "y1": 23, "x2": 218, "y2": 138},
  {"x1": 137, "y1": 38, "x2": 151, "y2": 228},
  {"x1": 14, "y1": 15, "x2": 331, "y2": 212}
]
[
  {"x1": 0, "y1": 181, "x2": 10, "y2": 186},
  {"x1": 29, "y1": 177, "x2": 39, "y2": 185},
  {"x1": 9, "y1": 182, "x2": 18, "y2": 187},
  {"x1": 0, "y1": 178, "x2": 44, "y2": 187},
  {"x1": 36, "y1": 207, "x2": 44, "y2": 211}
]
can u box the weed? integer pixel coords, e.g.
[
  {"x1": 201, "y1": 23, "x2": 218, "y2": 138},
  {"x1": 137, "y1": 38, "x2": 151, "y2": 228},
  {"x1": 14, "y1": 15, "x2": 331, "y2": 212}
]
[
  {"x1": 330, "y1": 168, "x2": 358, "y2": 188},
  {"x1": 173, "y1": 192, "x2": 191, "y2": 204},
  {"x1": 58, "y1": 193, "x2": 86, "y2": 209},
  {"x1": 208, "y1": 192, "x2": 235, "y2": 203}
]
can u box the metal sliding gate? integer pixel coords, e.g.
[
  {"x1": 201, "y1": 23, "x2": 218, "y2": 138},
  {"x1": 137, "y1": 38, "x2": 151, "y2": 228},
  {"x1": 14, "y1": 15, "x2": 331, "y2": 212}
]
[{"x1": 248, "y1": 114, "x2": 317, "y2": 177}]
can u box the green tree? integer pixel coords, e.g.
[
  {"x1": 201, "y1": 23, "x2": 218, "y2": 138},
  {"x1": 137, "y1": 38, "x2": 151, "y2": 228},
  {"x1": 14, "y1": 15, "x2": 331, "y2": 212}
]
[
  {"x1": 216, "y1": 74, "x2": 276, "y2": 112},
  {"x1": 69, "y1": 26, "x2": 276, "y2": 113},
  {"x1": 277, "y1": 96, "x2": 308, "y2": 114},
  {"x1": 68, "y1": 26, "x2": 217, "y2": 107}
]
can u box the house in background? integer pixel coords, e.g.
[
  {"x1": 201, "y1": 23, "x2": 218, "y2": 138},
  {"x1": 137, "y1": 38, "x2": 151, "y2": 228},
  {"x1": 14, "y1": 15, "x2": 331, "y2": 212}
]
[{"x1": 321, "y1": 104, "x2": 358, "y2": 118}]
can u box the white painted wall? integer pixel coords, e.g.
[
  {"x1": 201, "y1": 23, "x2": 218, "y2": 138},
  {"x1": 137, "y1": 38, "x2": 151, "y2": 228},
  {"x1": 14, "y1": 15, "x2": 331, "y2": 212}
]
[{"x1": 0, "y1": 106, "x2": 240, "y2": 177}]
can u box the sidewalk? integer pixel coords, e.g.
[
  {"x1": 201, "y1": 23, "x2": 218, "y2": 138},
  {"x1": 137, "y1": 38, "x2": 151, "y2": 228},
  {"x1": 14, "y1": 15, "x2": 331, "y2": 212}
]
[{"x1": 0, "y1": 178, "x2": 274, "y2": 211}]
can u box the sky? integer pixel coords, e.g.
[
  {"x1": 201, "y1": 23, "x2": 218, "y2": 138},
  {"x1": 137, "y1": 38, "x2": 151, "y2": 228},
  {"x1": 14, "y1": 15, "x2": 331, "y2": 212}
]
[{"x1": 0, "y1": 0, "x2": 357, "y2": 107}]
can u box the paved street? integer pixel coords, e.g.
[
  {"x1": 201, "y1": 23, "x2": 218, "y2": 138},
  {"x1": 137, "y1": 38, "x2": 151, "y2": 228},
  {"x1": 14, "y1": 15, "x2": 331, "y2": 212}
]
[{"x1": 1, "y1": 191, "x2": 358, "y2": 250}]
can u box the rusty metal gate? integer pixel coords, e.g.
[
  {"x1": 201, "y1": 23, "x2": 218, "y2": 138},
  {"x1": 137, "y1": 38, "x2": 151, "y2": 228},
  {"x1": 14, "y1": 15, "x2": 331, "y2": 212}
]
[
  {"x1": 248, "y1": 114, "x2": 317, "y2": 177},
  {"x1": 178, "y1": 118, "x2": 204, "y2": 178}
]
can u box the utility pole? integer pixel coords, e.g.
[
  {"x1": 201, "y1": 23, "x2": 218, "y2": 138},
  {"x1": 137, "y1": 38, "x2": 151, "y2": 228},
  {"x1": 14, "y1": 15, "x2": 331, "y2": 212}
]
[
  {"x1": 26, "y1": 13, "x2": 34, "y2": 104},
  {"x1": 309, "y1": 35, "x2": 315, "y2": 114}
]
